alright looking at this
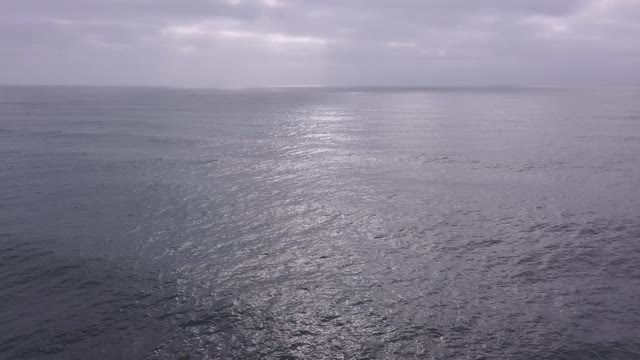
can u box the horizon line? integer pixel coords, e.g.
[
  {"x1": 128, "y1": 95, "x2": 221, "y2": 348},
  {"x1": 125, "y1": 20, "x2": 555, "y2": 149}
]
[{"x1": 1, "y1": 83, "x2": 639, "y2": 90}]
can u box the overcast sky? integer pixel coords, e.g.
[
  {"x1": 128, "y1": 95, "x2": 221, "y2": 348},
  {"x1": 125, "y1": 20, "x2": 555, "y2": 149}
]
[{"x1": 1, "y1": 0, "x2": 639, "y2": 86}]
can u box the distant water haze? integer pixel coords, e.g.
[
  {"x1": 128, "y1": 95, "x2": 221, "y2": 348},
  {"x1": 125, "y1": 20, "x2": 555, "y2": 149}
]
[{"x1": 1, "y1": 86, "x2": 640, "y2": 359}]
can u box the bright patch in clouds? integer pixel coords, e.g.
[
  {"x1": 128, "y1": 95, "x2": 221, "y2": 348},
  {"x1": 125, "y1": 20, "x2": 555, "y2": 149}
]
[
  {"x1": 164, "y1": 22, "x2": 332, "y2": 47},
  {"x1": 223, "y1": 0, "x2": 287, "y2": 8},
  {"x1": 385, "y1": 41, "x2": 418, "y2": 48},
  {"x1": 261, "y1": 0, "x2": 286, "y2": 8}
]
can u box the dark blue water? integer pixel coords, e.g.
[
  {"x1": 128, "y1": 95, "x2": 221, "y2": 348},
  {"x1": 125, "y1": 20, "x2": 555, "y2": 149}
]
[{"x1": 1, "y1": 86, "x2": 640, "y2": 359}]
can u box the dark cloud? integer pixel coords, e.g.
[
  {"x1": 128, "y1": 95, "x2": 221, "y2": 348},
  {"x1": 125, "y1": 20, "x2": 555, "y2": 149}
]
[{"x1": 0, "y1": 0, "x2": 639, "y2": 86}]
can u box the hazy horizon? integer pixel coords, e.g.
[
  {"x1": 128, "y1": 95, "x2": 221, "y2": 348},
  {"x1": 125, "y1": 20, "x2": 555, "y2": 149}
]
[
  {"x1": 2, "y1": 0, "x2": 640, "y2": 87},
  {"x1": 2, "y1": 83, "x2": 640, "y2": 90}
]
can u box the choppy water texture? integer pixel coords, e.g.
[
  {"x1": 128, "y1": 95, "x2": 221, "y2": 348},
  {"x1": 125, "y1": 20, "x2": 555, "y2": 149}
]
[{"x1": 1, "y1": 86, "x2": 640, "y2": 359}]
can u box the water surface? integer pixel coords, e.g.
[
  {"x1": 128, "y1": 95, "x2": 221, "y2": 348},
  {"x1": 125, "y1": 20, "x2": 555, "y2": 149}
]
[{"x1": 1, "y1": 86, "x2": 640, "y2": 359}]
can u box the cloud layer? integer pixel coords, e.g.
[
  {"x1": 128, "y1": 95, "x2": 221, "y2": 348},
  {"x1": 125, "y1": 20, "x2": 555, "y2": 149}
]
[{"x1": 1, "y1": 0, "x2": 639, "y2": 86}]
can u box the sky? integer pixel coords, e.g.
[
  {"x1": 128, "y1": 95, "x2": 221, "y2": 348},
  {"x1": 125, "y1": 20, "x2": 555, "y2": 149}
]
[{"x1": 1, "y1": 0, "x2": 639, "y2": 87}]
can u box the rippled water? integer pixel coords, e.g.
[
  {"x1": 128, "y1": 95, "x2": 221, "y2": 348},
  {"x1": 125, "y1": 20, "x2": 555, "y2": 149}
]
[{"x1": 1, "y1": 86, "x2": 640, "y2": 359}]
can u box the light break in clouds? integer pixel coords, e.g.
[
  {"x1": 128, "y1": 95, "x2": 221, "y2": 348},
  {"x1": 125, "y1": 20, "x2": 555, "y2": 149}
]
[{"x1": 1, "y1": 0, "x2": 639, "y2": 86}]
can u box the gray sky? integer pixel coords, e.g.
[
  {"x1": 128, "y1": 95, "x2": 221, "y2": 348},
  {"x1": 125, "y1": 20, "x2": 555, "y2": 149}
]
[{"x1": 1, "y1": 0, "x2": 639, "y2": 86}]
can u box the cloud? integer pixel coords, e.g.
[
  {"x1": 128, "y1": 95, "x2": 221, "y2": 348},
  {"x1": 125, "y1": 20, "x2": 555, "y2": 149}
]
[
  {"x1": 0, "y1": 0, "x2": 638, "y2": 85},
  {"x1": 385, "y1": 42, "x2": 418, "y2": 49},
  {"x1": 163, "y1": 22, "x2": 332, "y2": 47}
]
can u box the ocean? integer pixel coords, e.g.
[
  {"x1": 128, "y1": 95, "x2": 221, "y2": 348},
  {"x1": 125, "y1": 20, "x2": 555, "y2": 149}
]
[{"x1": 1, "y1": 86, "x2": 640, "y2": 359}]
